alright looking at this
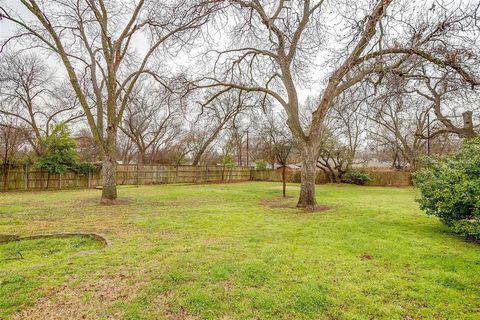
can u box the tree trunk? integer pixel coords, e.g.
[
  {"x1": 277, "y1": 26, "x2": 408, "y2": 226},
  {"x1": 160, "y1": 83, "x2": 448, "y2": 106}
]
[
  {"x1": 327, "y1": 166, "x2": 336, "y2": 183},
  {"x1": 192, "y1": 121, "x2": 227, "y2": 166},
  {"x1": 297, "y1": 146, "x2": 318, "y2": 210},
  {"x1": 336, "y1": 167, "x2": 347, "y2": 182},
  {"x1": 282, "y1": 165, "x2": 287, "y2": 197},
  {"x1": 2, "y1": 162, "x2": 9, "y2": 192},
  {"x1": 461, "y1": 111, "x2": 477, "y2": 138},
  {"x1": 100, "y1": 127, "x2": 118, "y2": 204},
  {"x1": 101, "y1": 156, "x2": 117, "y2": 203},
  {"x1": 139, "y1": 150, "x2": 147, "y2": 165},
  {"x1": 318, "y1": 162, "x2": 335, "y2": 183}
]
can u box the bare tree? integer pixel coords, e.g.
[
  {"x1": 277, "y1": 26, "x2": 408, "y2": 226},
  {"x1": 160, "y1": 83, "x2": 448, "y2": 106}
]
[
  {"x1": 411, "y1": 72, "x2": 479, "y2": 139},
  {"x1": 0, "y1": 116, "x2": 27, "y2": 191},
  {"x1": 0, "y1": 53, "x2": 81, "y2": 155},
  {"x1": 0, "y1": 0, "x2": 220, "y2": 203},
  {"x1": 226, "y1": 116, "x2": 253, "y2": 167},
  {"x1": 116, "y1": 131, "x2": 137, "y2": 165},
  {"x1": 366, "y1": 64, "x2": 479, "y2": 169},
  {"x1": 163, "y1": 137, "x2": 196, "y2": 166},
  {"x1": 75, "y1": 128, "x2": 100, "y2": 163},
  {"x1": 313, "y1": 91, "x2": 367, "y2": 182},
  {"x1": 259, "y1": 113, "x2": 293, "y2": 197},
  {"x1": 121, "y1": 79, "x2": 182, "y2": 164},
  {"x1": 198, "y1": 0, "x2": 479, "y2": 209},
  {"x1": 190, "y1": 89, "x2": 257, "y2": 166},
  {"x1": 368, "y1": 99, "x2": 428, "y2": 170},
  {"x1": 316, "y1": 133, "x2": 352, "y2": 182}
]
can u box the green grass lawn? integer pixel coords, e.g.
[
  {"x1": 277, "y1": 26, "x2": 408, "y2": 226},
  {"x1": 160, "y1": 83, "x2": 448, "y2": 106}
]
[{"x1": 0, "y1": 182, "x2": 479, "y2": 319}]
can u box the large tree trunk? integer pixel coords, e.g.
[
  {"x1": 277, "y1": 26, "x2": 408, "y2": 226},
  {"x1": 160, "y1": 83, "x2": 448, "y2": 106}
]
[
  {"x1": 317, "y1": 161, "x2": 336, "y2": 183},
  {"x1": 297, "y1": 146, "x2": 318, "y2": 210},
  {"x1": 139, "y1": 150, "x2": 147, "y2": 165},
  {"x1": 100, "y1": 127, "x2": 118, "y2": 204},
  {"x1": 101, "y1": 156, "x2": 117, "y2": 203},
  {"x1": 461, "y1": 111, "x2": 477, "y2": 138}
]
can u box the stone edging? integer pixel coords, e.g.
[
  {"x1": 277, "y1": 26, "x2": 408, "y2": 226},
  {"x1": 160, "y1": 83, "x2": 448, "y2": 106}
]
[{"x1": 0, "y1": 232, "x2": 111, "y2": 247}]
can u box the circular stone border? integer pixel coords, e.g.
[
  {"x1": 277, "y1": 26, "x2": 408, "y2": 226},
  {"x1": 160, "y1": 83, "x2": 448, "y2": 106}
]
[{"x1": 0, "y1": 232, "x2": 111, "y2": 247}]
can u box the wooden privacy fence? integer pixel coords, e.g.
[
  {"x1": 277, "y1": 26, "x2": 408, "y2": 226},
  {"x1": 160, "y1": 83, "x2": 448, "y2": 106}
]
[
  {"x1": 251, "y1": 169, "x2": 412, "y2": 187},
  {"x1": 0, "y1": 164, "x2": 412, "y2": 191},
  {"x1": 113, "y1": 165, "x2": 251, "y2": 185},
  {"x1": 365, "y1": 170, "x2": 412, "y2": 187},
  {"x1": 0, "y1": 164, "x2": 252, "y2": 191},
  {"x1": 250, "y1": 169, "x2": 330, "y2": 184}
]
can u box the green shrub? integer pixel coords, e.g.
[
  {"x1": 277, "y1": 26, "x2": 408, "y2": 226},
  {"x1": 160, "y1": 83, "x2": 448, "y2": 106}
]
[
  {"x1": 222, "y1": 154, "x2": 236, "y2": 168},
  {"x1": 451, "y1": 220, "x2": 480, "y2": 239},
  {"x1": 342, "y1": 170, "x2": 371, "y2": 185},
  {"x1": 35, "y1": 124, "x2": 79, "y2": 174},
  {"x1": 255, "y1": 159, "x2": 268, "y2": 170},
  {"x1": 413, "y1": 136, "x2": 480, "y2": 240}
]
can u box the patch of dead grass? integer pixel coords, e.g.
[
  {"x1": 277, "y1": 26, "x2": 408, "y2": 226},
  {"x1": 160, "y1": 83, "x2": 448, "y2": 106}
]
[
  {"x1": 165, "y1": 308, "x2": 200, "y2": 320},
  {"x1": 100, "y1": 198, "x2": 130, "y2": 206},
  {"x1": 12, "y1": 270, "x2": 143, "y2": 320}
]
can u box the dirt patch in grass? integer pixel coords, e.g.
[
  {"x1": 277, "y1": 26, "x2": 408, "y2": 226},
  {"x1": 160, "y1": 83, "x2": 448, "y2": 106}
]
[
  {"x1": 12, "y1": 270, "x2": 143, "y2": 320},
  {"x1": 223, "y1": 280, "x2": 235, "y2": 292},
  {"x1": 360, "y1": 254, "x2": 374, "y2": 261},
  {"x1": 165, "y1": 308, "x2": 200, "y2": 320},
  {"x1": 258, "y1": 197, "x2": 332, "y2": 213},
  {"x1": 69, "y1": 196, "x2": 132, "y2": 207},
  {"x1": 100, "y1": 198, "x2": 130, "y2": 206},
  {"x1": 152, "y1": 290, "x2": 200, "y2": 319}
]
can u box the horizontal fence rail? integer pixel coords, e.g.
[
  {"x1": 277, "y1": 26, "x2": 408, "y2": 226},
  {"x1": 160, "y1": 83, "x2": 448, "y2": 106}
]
[{"x1": 0, "y1": 164, "x2": 412, "y2": 192}]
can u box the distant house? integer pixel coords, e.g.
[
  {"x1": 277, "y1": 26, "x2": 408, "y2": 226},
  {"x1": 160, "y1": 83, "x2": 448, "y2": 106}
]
[{"x1": 117, "y1": 160, "x2": 138, "y2": 165}]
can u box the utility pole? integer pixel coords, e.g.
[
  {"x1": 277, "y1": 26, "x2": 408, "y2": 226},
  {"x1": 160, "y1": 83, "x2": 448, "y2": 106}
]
[
  {"x1": 246, "y1": 129, "x2": 249, "y2": 167},
  {"x1": 238, "y1": 131, "x2": 242, "y2": 166}
]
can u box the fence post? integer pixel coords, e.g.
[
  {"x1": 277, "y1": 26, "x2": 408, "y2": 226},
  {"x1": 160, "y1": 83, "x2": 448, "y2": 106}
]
[
  {"x1": 206, "y1": 166, "x2": 209, "y2": 183},
  {"x1": 59, "y1": 173, "x2": 62, "y2": 189}
]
